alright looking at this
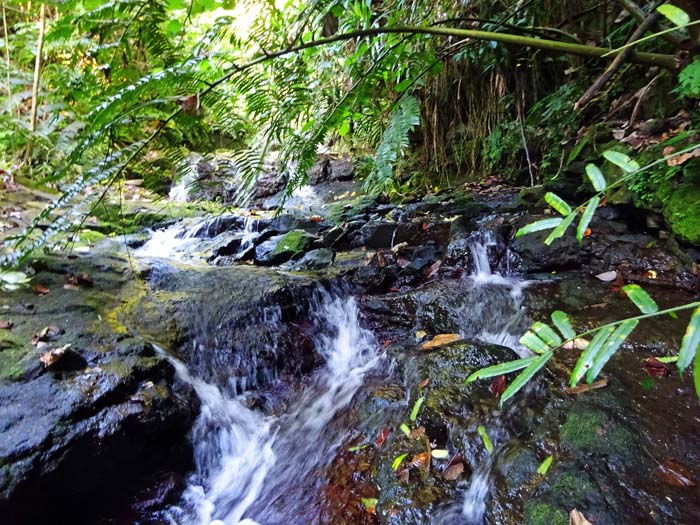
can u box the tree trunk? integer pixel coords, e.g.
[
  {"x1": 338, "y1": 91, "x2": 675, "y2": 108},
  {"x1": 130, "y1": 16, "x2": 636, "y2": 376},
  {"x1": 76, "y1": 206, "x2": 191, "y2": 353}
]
[{"x1": 26, "y1": 2, "x2": 46, "y2": 166}]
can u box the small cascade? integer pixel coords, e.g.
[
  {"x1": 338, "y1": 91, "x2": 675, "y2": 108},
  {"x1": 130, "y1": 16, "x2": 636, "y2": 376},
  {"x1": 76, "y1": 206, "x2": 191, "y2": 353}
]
[{"x1": 162, "y1": 288, "x2": 380, "y2": 525}]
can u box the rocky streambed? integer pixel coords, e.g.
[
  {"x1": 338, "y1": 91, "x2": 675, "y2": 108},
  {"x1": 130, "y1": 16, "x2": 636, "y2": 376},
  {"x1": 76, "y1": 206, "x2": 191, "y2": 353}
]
[{"x1": 1, "y1": 175, "x2": 700, "y2": 525}]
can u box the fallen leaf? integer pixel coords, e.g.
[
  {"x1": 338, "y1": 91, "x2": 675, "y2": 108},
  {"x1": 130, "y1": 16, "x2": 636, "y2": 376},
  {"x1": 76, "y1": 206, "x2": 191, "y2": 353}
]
[
  {"x1": 422, "y1": 223, "x2": 428, "y2": 231},
  {"x1": 583, "y1": 228, "x2": 592, "y2": 237},
  {"x1": 32, "y1": 325, "x2": 64, "y2": 345},
  {"x1": 39, "y1": 344, "x2": 86, "y2": 371},
  {"x1": 563, "y1": 338, "x2": 589, "y2": 350},
  {"x1": 32, "y1": 284, "x2": 50, "y2": 295},
  {"x1": 415, "y1": 330, "x2": 427, "y2": 340},
  {"x1": 396, "y1": 258, "x2": 411, "y2": 268},
  {"x1": 595, "y1": 270, "x2": 617, "y2": 282},
  {"x1": 309, "y1": 215, "x2": 323, "y2": 223},
  {"x1": 360, "y1": 497, "x2": 378, "y2": 514},
  {"x1": 424, "y1": 260, "x2": 441, "y2": 279},
  {"x1": 570, "y1": 509, "x2": 593, "y2": 525},
  {"x1": 489, "y1": 375, "x2": 507, "y2": 398},
  {"x1": 431, "y1": 449, "x2": 449, "y2": 459},
  {"x1": 418, "y1": 378, "x2": 429, "y2": 389},
  {"x1": 443, "y1": 461, "x2": 464, "y2": 480},
  {"x1": 565, "y1": 377, "x2": 608, "y2": 395},
  {"x1": 420, "y1": 333, "x2": 461, "y2": 351},
  {"x1": 397, "y1": 468, "x2": 410, "y2": 483},
  {"x1": 644, "y1": 357, "x2": 670, "y2": 378},
  {"x1": 0, "y1": 320, "x2": 12, "y2": 330},
  {"x1": 658, "y1": 458, "x2": 695, "y2": 487},
  {"x1": 374, "y1": 427, "x2": 391, "y2": 448},
  {"x1": 411, "y1": 452, "x2": 431, "y2": 473},
  {"x1": 666, "y1": 147, "x2": 700, "y2": 167},
  {"x1": 408, "y1": 426, "x2": 425, "y2": 440}
]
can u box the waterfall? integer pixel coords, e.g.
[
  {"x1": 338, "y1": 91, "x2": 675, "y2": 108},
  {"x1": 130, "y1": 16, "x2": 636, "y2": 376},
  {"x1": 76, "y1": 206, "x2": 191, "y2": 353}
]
[{"x1": 162, "y1": 289, "x2": 380, "y2": 525}]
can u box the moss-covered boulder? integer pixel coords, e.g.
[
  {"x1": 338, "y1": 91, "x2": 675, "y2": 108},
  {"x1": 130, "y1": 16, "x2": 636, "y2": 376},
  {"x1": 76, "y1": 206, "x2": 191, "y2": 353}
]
[{"x1": 663, "y1": 182, "x2": 700, "y2": 245}]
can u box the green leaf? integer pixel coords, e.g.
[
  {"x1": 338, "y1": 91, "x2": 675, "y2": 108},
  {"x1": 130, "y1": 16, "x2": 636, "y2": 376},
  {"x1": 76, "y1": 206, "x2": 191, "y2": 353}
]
[
  {"x1": 0, "y1": 271, "x2": 30, "y2": 284},
  {"x1": 544, "y1": 192, "x2": 572, "y2": 216},
  {"x1": 694, "y1": 347, "x2": 700, "y2": 398},
  {"x1": 678, "y1": 306, "x2": 700, "y2": 373},
  {"x1": 431, "y1": 449, "x2": 449, "y2": 459},
  {"x1": 622, "y1": 284, "x2": 659, "y2": 314},
  {"x1": 576, "y1": 196, "x2": 600, "y2": 244},
  {"x1": 532, "y1": 322, "x2": 563, "y2": 347},
  {"x1": 515, "y1": 218, "x2": 563, "y2": 238},
  {"x1": 544, "y1": 212, "x2": 576, "y2": 246},
  {"x1": 396, "y1": 78, "x2": 413, "y2": 93},
  {"x1": 410, "y1": 397, "x2": 424, "y2": 422},
  {"x1": 500, "y1": 351, "x2": 553, "y2": 406},
  {"x1": 603, "y1": 150, "x2": 640, "y2": 173},
  {"x1": 656, "y1": 356, "x2": 679, "y2": 364},
  {"x1": 361, "y1": 498, "x2": 378, "y2": 510},
  {"x1": 392, "y1": 453, "x2": 408, "y2": 470},
  {"x1": 465, "y1": 355, "x2": 542, "y2": 383},
  {"x1": 586, "y1": 320, "x2": 639, "y2": 383},
  {"x1": 349, "y1": 443, "x2": 369, "y2": 452},
  {"x1": 399, "y1": 423, "x2": 411, "y2": 436},
  {"x1": 519, "y1": 331, "x2": 551, "y2": 354},
  {"x1": 536, "y1": 455, "x2": 554, "y2": 476},
  {"x1": 338, "y1": 121, "x2": 351, "y2": 137},
  {"x1": 477, "y1": 425, "x2": 494, "y2": 453},
  {"x1": 585, "y1": 164, "x2": 607, "y2": 192},
  {"x1": 570, "y1": 326, "x2": 615, "y2": 386},
  {"x1": 551, "y1": 311, "x2": 576, "y2": 340},
  {"x1": 657, "y1": 4, "x2": 690, "y2": 26}
]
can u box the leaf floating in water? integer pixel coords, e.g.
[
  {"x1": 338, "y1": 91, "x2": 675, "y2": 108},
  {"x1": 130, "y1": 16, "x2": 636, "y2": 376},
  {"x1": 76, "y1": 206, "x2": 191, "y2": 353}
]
[
  {"x1": 361, "y1": 497, "x2": 378, "y2": 514},
  {"x1": 374, "y1": 428, "x2": 391, "y2": 448},
  {"x1": 411, "y1": 452, "x2": 431, "y2": 472},
  {"x1": 570, "y1": 509, "x2": 593, "y2": 525},
  {"x1": 645, "y1": 357, "x2": 670, "y2": 378},
  {"x1": 658, "y1": 458, "x2": 696, "y2": 487},
  {"x1": 595, "y1": 270, "x2": 617, "y2": 282},
  {"x1": 536, "y1": 455, "x2": 553, "y2": 476},
  {"x1": 420, "y1": 333, "x2": 461, "y2": 351},
  {"x1": 489, "y1": 375, "x2": 507, "y2": 398},
  {"x1": 565, "y1": 378, "x2": 608, "y2": 395},
  {"x1": 392, "y1": 453, "x2": 408, "y2": 470},
  {"x1": 477, "y1": 425, "x2": 494, "y2": 454},
  {"x1": 431, "y1": 449, "x2": 449, "y2": 459}
]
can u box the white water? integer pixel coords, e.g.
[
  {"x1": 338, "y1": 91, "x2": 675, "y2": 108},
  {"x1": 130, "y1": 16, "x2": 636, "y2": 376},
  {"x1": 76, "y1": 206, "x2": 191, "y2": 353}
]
[{"x1": 163, "y1": 290, "x2": 380, "y2": 525}]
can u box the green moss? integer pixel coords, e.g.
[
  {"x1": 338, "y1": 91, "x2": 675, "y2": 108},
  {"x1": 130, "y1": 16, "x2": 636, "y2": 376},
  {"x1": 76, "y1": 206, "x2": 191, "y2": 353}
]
[
  {"x1": 524, "y1": 502, "x2": 568, "y2": 525},
  {"x1": 664, "y1": 183, "x2": 700, "y2": 245},
  {"x1": 327, "y1": 194, "x2": 375, "y2": 224},
  {"x1": 550, "y1": 472, "x2": 595, "y2": 501},
  {"x1": 0, "y1": 344, "x2": 29, "y2": 382},
  {"x1": 271, "y1": 229, "x2": 313, "y2": 257},
  {"x1": 560, "y1": 410, "x2": 604, "y2": 450}
]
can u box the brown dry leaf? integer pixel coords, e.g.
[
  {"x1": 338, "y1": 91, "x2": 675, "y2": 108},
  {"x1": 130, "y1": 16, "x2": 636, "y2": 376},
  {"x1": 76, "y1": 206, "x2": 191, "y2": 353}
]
[
  {"x1": 39, "y1": 344, "x2": 72, "y2": 368},
  {"x1": 32, "y1": 325, "x2": 64, "y2": 346},
  {"x1": 565, "y1": 378, "x2": 608, "y2": 395},
  {"x1": 309, "y1": 215, "x2": 323, "y2": 223},
  {"x1": 658, "y1": 458, "x2": 696, "y2": 487},
  {"x1": 424, "y1": 260, "x2": 441, "y2": 279},
  {"x1": 489, "y1": 375, "x2": 507, "y2": 398},
  {"x1": 666, "y1": 147, "x2": 700, "y2": 167},
  {"x1": 397, "y1": 468, "x2": 410, "y2": 483},
  {"x1": 420, "y1": 334, "x2": 461, "y2": 351},
  {"x1": 563, "y1": 338, "x2": 589, "y2": 350},
  {"x1": 443, "y1": 461, "x2": 464, "y2": 480},
  {"x1": 569, "y1": 509, "x2": 592, "y2": 525},
  {"x1": 32, "y1": 283, "x2": 50, "y2": 295},
  {"x1": 418, "y1": 378, "x2": 429, "y2": 389},
  {"x1": 408, "y1": 426, "x2": 426, "y2": 440},
  {"x1": 0, "y1": 320, "x2": 12, "y2": 330},
  {"x1": 411, "y1": 452, "x2": 431, "y2": 473}
]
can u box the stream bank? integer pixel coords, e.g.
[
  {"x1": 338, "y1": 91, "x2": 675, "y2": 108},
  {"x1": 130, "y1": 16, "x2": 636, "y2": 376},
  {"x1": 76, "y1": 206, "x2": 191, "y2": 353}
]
[{"x1": 1, "y1": 171, "x2": 700, "y2": 524}]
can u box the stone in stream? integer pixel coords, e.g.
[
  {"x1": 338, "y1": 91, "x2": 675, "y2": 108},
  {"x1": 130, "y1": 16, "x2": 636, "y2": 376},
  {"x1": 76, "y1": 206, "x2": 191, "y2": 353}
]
[{"x1": 254, "y1": 229, "x2": 318, "y2": 265}]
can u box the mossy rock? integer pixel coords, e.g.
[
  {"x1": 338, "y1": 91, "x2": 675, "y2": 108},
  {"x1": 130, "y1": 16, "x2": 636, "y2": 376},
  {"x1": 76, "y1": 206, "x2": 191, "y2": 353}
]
[
  {"x1": 524, "y1": 501, "x2": 568, "y2": 525},
  {"x1": 560, "y1": 409, "x2": 634, "y2": 455},
  {"x1": 270, "y1": 229, "x2": 315, "y2": 259},
  {"x1": 663, "y1": 182, "x2": 700, "y2": 245}
]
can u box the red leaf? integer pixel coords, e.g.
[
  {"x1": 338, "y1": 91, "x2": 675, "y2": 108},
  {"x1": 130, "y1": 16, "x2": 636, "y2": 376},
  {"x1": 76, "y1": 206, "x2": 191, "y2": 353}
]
[
  {"x1": 489, "y1": 375, "x2": 507, "y2": 398},
  {"x1": 658, "y1": 458, "x2": 695, "y2": 487},
  {"x1": 374, "y1": 427, "x2": 391, "y2": 448},
  {"x1": 644, "y1": 357, "x2": 669, "y2": 378}
]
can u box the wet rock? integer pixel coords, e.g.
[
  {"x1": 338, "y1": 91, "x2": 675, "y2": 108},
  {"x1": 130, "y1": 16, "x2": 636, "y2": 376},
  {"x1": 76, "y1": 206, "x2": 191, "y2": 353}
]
[
  {"x1": 255, "y1": 229, "x2": 318, "y2": 265},
  {"x1": 354, "y1": 220, "x2": 450, "y2": 250},
  {"x1": 288, "y1": 248, "x2": 335, "y2": 270}
]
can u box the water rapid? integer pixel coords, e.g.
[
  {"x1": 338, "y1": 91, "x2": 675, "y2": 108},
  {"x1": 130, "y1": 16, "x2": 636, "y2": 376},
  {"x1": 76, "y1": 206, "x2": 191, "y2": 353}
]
[{"x1": 162, "y1": 289, "x2": 380, "y2": 525}]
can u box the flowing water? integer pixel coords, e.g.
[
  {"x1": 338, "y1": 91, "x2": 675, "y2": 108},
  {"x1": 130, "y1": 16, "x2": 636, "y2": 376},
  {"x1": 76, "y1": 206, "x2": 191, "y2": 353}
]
[{"x1": 161, "y1": 289, "x2": 381, "y2": 525}]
